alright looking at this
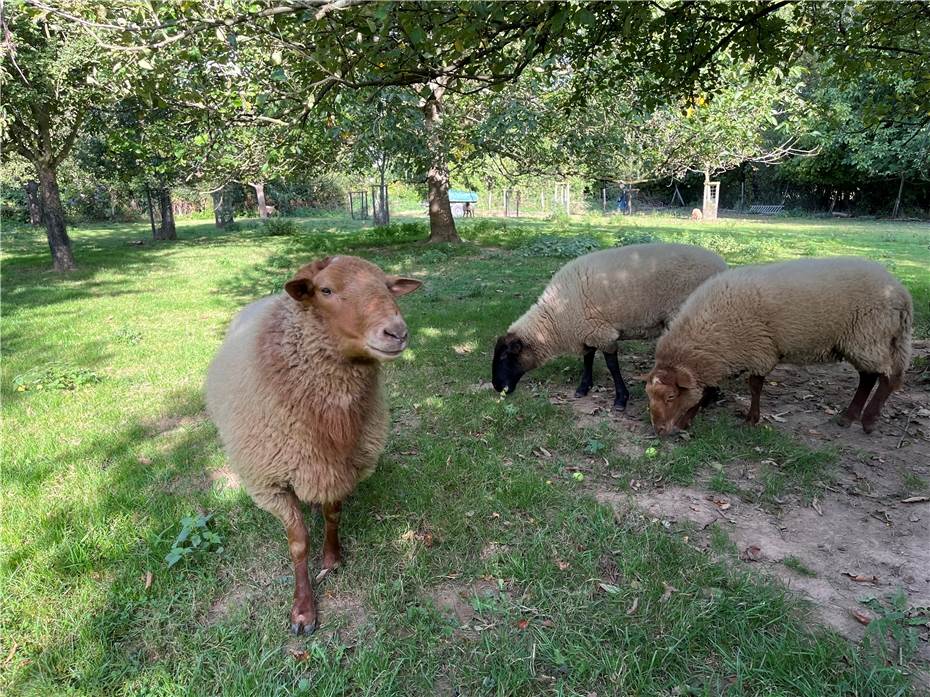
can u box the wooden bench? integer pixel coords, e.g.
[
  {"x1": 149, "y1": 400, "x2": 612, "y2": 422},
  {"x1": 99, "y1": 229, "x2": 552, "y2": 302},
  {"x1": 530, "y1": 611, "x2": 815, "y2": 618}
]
[{"x1": 748, "y1": 204, "x2": 784, "y2": 215}]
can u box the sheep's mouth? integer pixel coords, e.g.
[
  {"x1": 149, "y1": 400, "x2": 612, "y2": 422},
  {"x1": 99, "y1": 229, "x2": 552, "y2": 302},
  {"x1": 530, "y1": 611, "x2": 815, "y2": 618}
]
[{"x1": 367, "y1": 343, "x2": 406, "y2": 358}]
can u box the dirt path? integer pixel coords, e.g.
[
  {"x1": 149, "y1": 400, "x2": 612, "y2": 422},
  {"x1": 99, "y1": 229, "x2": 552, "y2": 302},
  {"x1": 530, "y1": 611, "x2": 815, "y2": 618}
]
[{"x1": 554, "y1": 341, "x2": 930, "y2": 657}]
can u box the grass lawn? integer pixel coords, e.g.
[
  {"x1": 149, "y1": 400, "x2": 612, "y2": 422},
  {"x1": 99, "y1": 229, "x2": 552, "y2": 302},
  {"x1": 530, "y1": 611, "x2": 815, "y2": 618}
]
[{"x1": 2, "y1": 212, "x2": 928, "y2": 696}]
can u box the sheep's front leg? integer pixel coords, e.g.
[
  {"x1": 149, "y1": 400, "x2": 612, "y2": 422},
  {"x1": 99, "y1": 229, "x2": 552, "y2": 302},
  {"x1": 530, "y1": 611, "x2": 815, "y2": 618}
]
[
  {"x1": 746, "y1": 375, "x2": 764, "y2": 425},
  {"x1": 282, "y1": 491, "x2": 317, "y2": 635},
  {"x1": 575, "y1": 346, "x2": 596, "y2": 397},
  {"x1": 322, "y1": 500, "x2": 342, "y2": 570},
  {"x1": 602, "y1": 350, "x2": 629, "y2": 411}
]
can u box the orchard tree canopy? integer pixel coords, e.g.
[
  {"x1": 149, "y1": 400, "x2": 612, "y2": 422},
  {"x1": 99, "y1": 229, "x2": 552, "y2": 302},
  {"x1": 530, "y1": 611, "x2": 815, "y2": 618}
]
[{"x1": 5, "y1": 0, "x2": 929, "y2": 270}]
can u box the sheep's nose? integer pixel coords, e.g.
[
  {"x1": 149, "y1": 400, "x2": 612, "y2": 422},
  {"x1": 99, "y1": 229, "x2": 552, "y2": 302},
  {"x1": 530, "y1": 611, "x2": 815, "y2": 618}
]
[{"x1": 383, "y1": 318, "x2": 408, "y2": 343}]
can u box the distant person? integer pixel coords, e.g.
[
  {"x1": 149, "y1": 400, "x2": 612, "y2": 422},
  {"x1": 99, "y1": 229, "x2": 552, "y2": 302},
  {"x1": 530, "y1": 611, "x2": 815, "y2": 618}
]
[{"x1": 463, "y1": 201, "x2": 474, "y2": 218}]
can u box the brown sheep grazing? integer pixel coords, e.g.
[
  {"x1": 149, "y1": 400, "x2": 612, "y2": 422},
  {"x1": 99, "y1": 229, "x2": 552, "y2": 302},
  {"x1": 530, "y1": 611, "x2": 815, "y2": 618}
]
[
  {"x1": 205, "y1": 256, "x2": 421, "y2": 634},
  {"x1": 645, "y1": 257, "x2": 912, "y2": 436}
]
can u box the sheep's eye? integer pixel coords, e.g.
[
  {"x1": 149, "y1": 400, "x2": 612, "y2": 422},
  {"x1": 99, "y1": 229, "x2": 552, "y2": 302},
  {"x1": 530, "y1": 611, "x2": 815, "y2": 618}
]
[
  {"x1": 320, "y1": 287, "x2": 333, "y2": 296},
  {"x1": 665, "y1": 394, "x2": 676, "y2": 402}
]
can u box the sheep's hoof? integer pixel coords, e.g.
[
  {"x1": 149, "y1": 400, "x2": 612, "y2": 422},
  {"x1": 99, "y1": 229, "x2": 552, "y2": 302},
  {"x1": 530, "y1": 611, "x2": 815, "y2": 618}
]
[
  {"x1": 574, "y1": 387, "x2": 591, "y2": 398},
  {"x1": 291, "y1": 600, "x2": 318, "y2": 635},
  {"x1": 835, "y1": 413, "x2": 854, "y2": 428},
  {"x1": 613, "y1": 399, "x2": 627, "y2": 412},
  {"x1": 290, "y1": 619, "x2": 317, "y2": 635},
  {"x1": 744, "y1": 413, "x2": 760, "y2": 426},
  {"x1": 321, "y1": 554, "x2": 341, "y2": 572},
  {"x1": 861, "y1": 418, "x2": 877, "y2": 434}
]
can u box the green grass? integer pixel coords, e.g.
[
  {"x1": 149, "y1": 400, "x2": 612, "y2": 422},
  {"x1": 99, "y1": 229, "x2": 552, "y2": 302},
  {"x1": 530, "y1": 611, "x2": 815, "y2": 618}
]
[
  {"x1": 2, "y1": 213, "x2": 928, "y2": 695},
  {"x1": 783, "y1": 557, "x2": 818, "y2": 578}
]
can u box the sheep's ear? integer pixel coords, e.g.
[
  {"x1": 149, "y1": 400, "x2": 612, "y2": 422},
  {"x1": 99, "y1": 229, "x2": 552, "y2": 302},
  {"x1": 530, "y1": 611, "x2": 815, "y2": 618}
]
[
  {"x1": 676, "y1": 367, "x2": 699, "y2": 389},
  {"x1": 284, "y1": 277, "x2": 313, "y2": 302},
  {"x1": 508, "y1": 337, "x2": 524, "y2": 354},
  {"x1": 387, "y1": 276, "x2": 422, "y2": 296},
  {"x1": 285, "y1": 257, "x2": 332, "y2": 302}
]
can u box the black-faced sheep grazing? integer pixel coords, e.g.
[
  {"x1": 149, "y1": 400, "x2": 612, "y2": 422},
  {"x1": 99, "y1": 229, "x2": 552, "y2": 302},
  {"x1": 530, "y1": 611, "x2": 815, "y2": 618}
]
[
  {"x1": 492, "y1": 243, "x2": 727, "y2": 410},
  {"x1": 645, "y1": 257, "x2": 912, "y2": 435},
  {"x1": 205, "y1": 256, "x2": 421, "y2": 634}
]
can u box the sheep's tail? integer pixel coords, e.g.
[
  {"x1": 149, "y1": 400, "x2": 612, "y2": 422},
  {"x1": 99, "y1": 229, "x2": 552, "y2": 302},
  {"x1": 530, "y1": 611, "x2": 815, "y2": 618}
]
[{"x1": 889, "y1": 294, "x2": 913, "y2": 390}]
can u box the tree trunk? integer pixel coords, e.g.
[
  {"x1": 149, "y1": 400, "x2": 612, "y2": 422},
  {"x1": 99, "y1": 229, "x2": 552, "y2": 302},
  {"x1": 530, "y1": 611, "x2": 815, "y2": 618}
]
[
  {"x1": 372, "y1": 159, "x2": 390, "y2": 226},
  {"x1": 36, "y1": 162, "x2": 76, "y2": 271},
  {"x1": 892, "y1": 172, "x2": 905, "y2": 219},
  {"x1": 25, "y1": 180, "x2": 42, "y2": 225},
  {"x1": 252, "y1": 182, "x2": 269, "y2": 219},
  {"x1": 422, "y1": 86, "x2": 461, "y2": 243},
  {"x1": 146, "y1": 186, "x2": 158, "y2": 237},
  {"x1": 155, "y1": 188, "x2": 177, "y2": 240},
  {"x1": 212, "y1": 188, "x2": 235, "y2": 228}
]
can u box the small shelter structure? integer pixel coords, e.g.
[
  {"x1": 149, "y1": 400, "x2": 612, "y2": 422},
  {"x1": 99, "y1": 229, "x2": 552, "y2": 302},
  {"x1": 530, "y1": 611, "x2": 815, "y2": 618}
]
[{"x1": 448, "y1": 189, "x2": 478, "y2": 218}]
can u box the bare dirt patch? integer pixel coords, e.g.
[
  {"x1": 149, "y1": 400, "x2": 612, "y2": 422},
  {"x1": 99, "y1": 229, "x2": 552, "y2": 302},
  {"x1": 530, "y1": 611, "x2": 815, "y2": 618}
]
[
  {"x1": 146, "y1": 412, "x2": 207, "y2": 436},
  {"x1": 208, "y1": 465, "x2": 242, "y2": 491},
  {"x1": 205, "y1": 582, "x2": 255, "y2": 626},
  {"x1": 316, "y1": 590, "x2": 371, "y2": 644},
  {"x1": 556, "y1": 343, "x2": 930, "y2": 657},
  {"x1": 430, "y1": 579, "x2": 509, "y2": 632}
]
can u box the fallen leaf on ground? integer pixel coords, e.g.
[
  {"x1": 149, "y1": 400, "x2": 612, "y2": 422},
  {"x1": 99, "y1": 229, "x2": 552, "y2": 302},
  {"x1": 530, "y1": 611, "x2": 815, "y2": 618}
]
[
  {"x1": 843, "y1": 572, "x2": 878, "y2": 584},
  {"x1": 660, "y1": 582, "x2": 677, "y2": 603},
  {"x1": 851, "y1": 609, "x2": 872, "y2": 625},
  {"x1": 901, "y1": 496, "x2": 930, "y2": 504},
  {"x1": 555, "y1": 560, "x2": 571, "y2": 571},
  {"x1": 143, "y1": 570, "x2": 153, "y2": 590},
  {"x1": 533, "y1": 447, "x2": 552, "y2": 459},
  {"x1": 289, "y1": 648, "x2": 309, "y2": 661},
  {"x1": 626, "y1": 597, "x2": 639, "y2": 615},
  {"x1": 740, "y1": 545, "x2": 763, "y2": 562},
  {"x1": 3, "y1": 642, "x2": 17, "y2": 666},
  {"x1": 709, "y1": 495, "x2": 731, "y2": 511},
  {"x1": 138, "y1": 455, "x2": 152, "y2": 465},
  {"x1": 314, "y1": 567, "x2": 330, "y2": 583},
  {"x1": 811, "y1": 498, "x2": 823, "y2": 516},
  {"x1": 516, "y1": 619, "x2": 529, "y2": 630},
  {"x1": 599, "y1": 582, "x2": 621, "y2": 594}
]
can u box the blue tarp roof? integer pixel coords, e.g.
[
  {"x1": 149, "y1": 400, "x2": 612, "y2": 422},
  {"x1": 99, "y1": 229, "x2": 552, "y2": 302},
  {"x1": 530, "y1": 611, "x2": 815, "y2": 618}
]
[{"x1": 448, "y1": 189, "x2": 478, "y2": 203}]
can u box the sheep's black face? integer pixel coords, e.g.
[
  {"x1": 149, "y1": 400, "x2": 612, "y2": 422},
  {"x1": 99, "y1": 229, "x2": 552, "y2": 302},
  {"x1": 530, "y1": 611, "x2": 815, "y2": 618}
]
[{"x1": 491, "y1": 333, "x2": 527, "y2": 395}]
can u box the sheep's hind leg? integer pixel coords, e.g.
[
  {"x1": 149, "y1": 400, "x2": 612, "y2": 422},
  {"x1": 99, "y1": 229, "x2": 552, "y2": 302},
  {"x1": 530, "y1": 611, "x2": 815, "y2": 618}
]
[
  {"x1": 860, "y1": 374, "x2": 894, "y2": 434},
  {"x1": 837, "y1": 371, "x2": 878, "y2": 427},
  {"x1": 574, "y1": 346, "x2": 596, "y2": 398},
  {"x1": 602, "y1": 350, "x2": 629, "y2": 411},
  {"x1": 280, "y1": 491, "x2": 317, "y2": 635},
  {"x1": 746, "y1": 375, "x2": 764, "y2": 425},
  {"x1": 322, "y1": 500, "x2": 342, "y2": 571}
]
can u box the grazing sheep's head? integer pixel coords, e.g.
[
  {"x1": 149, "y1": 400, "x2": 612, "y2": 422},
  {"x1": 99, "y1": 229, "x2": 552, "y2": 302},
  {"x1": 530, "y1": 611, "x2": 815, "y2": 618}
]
[
  {"x1": 285, "y1": 256, "x2": 421, "y2": 361},
  {"x1": 491, "y1": 333, "x2": 536, "y2": 395},
  {"x1": 644, "y1": 366, "x2": 704, "y2": 435}
]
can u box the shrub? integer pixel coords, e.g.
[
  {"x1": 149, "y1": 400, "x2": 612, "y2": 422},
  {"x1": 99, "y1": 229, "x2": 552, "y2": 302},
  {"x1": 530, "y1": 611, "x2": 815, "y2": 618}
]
[
  {"x1": 614, "y1": 229, "x2": 658, "y2": 246},
  {"x1": 262, "y1": 218, "x2": 299, "y2": 236},
  {"x1": 13, "y1": 364, "x2": 101, "y2": 392},
  {"x1": 518, "y1": 234, "x2": 602, "y2": 258}
]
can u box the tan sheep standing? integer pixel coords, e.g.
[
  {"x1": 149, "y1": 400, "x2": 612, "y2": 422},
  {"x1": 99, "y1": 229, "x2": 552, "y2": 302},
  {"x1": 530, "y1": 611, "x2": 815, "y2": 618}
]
[
  {"x1": 645, "y1": 257, "x2": 913, "y2": 435},
  {"x1": 492, "y1": 243, "x2": 727, "y2": 410},
  {"x1": 205, "y1": 256, "x2": 421, "y2": 634}
]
